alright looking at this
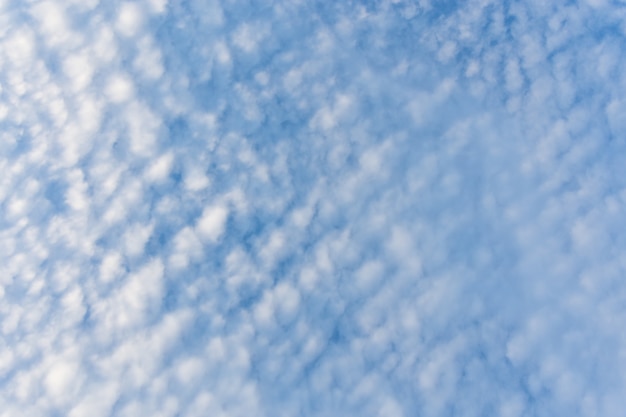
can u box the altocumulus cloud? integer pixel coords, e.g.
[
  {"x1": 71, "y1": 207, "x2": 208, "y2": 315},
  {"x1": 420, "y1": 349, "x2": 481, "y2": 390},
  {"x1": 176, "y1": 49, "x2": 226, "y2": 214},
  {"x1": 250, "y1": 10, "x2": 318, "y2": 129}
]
[{"x1": 1, "y1": 0, "x2": 626, "y2": 416}]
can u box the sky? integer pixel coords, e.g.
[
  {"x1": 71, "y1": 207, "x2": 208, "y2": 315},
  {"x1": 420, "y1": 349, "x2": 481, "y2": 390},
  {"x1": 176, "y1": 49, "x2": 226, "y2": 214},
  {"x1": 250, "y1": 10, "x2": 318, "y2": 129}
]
[{"x1": 1, "y1": 0, "x2": 626, "y2": 416}]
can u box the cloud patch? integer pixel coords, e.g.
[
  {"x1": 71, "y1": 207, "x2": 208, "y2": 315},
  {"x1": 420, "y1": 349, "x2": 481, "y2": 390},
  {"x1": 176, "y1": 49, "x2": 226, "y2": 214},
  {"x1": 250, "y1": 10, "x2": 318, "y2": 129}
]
[{"x1": 1, "y1": 0, "x2": 626, "y2": 416}]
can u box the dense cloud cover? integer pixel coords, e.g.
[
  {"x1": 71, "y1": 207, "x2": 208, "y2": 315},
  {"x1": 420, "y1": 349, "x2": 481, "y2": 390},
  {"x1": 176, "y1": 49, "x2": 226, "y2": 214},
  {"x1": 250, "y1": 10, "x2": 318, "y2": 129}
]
[{"x1": 1, "y1": 0, "x2": 626, "y2": 415}]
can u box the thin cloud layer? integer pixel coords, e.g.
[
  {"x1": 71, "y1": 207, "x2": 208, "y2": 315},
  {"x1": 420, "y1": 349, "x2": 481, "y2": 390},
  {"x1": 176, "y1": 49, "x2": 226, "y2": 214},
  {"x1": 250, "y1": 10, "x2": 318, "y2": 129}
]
[{"x1": 1, "y1": 0, "x2": 626, "y2": 416}]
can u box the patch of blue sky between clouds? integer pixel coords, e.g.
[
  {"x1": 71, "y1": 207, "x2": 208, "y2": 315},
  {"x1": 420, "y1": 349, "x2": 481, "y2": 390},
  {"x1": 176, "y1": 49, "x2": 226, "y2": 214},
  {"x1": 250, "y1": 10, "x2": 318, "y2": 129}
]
[{"x1": 1, "y1": 0, "x2": 626, "y2": 416}]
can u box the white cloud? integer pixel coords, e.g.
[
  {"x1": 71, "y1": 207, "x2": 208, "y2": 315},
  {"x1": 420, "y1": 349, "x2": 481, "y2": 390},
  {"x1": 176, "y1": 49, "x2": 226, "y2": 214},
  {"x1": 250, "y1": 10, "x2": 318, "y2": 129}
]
[
  {"x1": 44, "y1": 359, "x2": 84, "y2": 406},
  {"x1": 116, "y1": 2, "x2": 145, "y2": 38},
  {"x1": 169, "y1": 226, "x2": 203, "y2": 269},
  {"x1": 273, "y1": 282, "x2": 300, "y2": 324},
  {"x1": 232, "y1": 23, "x2": 267, "y2": 53},
  {"x1": 65, "y1": 169, "x2": 90, "y2": 211},
  {"x1": 29, "y1": 1, "x2": 76, "y2": 47},
  {"x1": 1, "y1": 0, "x2": 626, "y2": 415},
  {"x1": 196, "y1": 204, "x2": 229, "y2": 242},
  {"x1": 63, "y1": 51, "x2": 95, "y2": 92},
  {"x1": 145, "y1": 152, "x2": 174, "y2": 183},
  {"x1": 91, "y1": 25, "x2": 118, "y2": 64},
  {"x1": 606, "y1": 98, "x2": 626, "y2": 137},
  {"x1": 94, "y1": 259, "x2": 165, "y2": 332},
  {"x1": 99, "y1": 251, "x2": 124, "y2": 284},
  {"x1": 105, "y1": 73, "x2": 134, "y2": 103},
  {"x1": 125, "y1": 100, "x2": 162, "y2": 157},
  {"x1": 183, "y1": 164, "x2": 211, "y2": 191},
  {"x1": 3, "y1": 27, "x2": 36, "y2": 69},
  {"x1": 147, "y1": 0, "x2": 168, "y2": 14},
  {"x1": 68, "y1": 382, "x2": 119, "y2": 417},
  {"x1": 123, "y1": 221, "x2": 154, "y2": 257},
  {"x1": 102, "y1": 178, "x2": 144, "y2": 225},
  {"x1": 134, "y1": 36, "x2": 165, "y2": 80}
]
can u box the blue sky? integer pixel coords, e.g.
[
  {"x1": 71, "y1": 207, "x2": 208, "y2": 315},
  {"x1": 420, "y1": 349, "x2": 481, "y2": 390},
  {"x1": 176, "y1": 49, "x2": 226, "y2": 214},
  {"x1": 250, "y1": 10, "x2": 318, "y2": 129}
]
[{"x1": 1, "y1": 0, "x2": 626, "y2": 416}]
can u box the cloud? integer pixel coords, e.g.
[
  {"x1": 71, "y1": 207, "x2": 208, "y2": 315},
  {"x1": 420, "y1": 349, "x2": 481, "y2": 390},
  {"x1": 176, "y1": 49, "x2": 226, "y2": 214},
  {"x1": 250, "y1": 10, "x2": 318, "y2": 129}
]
[
  {"x1": 197, "y1": 204, "x2": 229, "y2": 243},
  {"x1": 1, "y1": 0, "x2": 626, "y2": 416}
]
